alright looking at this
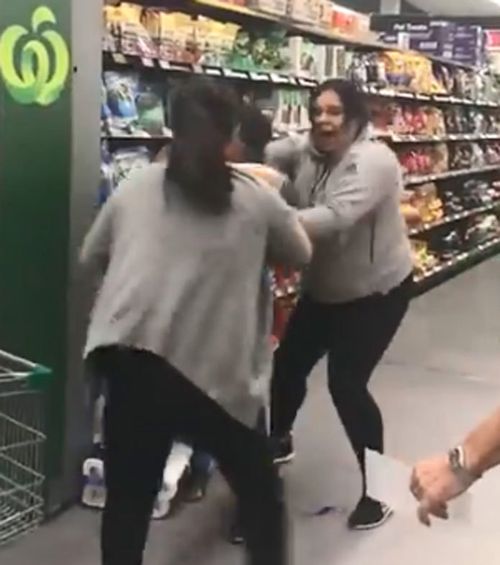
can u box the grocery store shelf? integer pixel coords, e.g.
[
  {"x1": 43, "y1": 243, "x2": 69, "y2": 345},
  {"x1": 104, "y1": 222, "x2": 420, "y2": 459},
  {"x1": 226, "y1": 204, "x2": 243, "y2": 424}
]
[
  {"x1": 103, "y1": 133, "x2": 172, "y2": 143},
  {"x1": 405, "y1": 165, "x2": 500, "y2": 186},
  {"x1": 378, "y1": 132, "x2": 500, "y2": 144},
  {"x1": 409, "y1": 201, "x2": 500, "y2": 237},
  {"x1": 104, "y1": 50, "x2": 491, "y2": 98},
  {"x1": 183, "y1": 0, "x2": 392, "y2": 51},
  {"x1": 413, "y1": 236, "x2": 500, "y2": 296},
  {"x1": 104, "y1": 50, "x2": 317, "y2": 88},
  {"x1": 361, "y1": 85, "x2": 499, "y2": 108},
  {"x1": 141, "y1": 0, "x2": 481, "y2": 71}
]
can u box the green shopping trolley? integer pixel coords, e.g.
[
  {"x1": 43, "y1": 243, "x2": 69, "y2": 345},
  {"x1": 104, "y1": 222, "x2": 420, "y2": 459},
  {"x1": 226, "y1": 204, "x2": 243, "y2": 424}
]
[{"x1": 0, "y1": 349, "x2": 52, "y2": 546}]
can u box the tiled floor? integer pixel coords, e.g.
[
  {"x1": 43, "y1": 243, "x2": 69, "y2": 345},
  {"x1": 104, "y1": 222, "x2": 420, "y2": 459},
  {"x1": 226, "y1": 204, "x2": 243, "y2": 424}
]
[{"x1": 4, "y1": 257, "x2": 500, "y2": 564}]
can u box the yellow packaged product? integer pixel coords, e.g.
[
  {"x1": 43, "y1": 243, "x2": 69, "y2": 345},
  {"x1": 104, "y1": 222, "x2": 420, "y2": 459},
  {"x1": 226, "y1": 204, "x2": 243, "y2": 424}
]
[
  {"x1": 119, "y1": 2, "x2": 156, "y2": 58},
  {"x1": 103, "y1": 6, "x2": 121, "y2": 53},
  {"x1": 171, "y1": 13, "x2": 198, "y2": 64},
  {"x1": 156, "y1": 12, "x2": 175, "y2": 63}
]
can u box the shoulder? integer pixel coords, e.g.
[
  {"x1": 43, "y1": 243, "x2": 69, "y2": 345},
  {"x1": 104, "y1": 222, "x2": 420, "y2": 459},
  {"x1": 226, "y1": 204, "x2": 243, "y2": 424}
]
[
  {"x1": 231, "y1": 163, "x2": 286, "y2": 192},
  {"x1": 230, "y1": 165, "x2": 290, "y2": 218},
  {"x1": 112, "y1": 163, "x2": 165, "y2": 204},
  {"x1": 266, "y1": 133, "x2": 309, "y2": 162},
  {"x1": 349, "y1": 140, "x2": 400, "y2": 176}
]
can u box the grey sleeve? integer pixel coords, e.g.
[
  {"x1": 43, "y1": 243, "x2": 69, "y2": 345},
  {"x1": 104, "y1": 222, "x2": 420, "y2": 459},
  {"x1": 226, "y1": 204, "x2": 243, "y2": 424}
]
[
  {"x1": 265, "y1": 136, "x2": 301, "y2": 179},
  {"x1": 80, "y1": 196, "x2": 115, "y2": 274},
  {"x1": 264, "y1": 189, "x2": 312, "y2": 268},
  {"x1": 299, "y1": 146, "x2": 400, "y2": 240},
  {"x1": 280, "y1": 178, "x2": 301, "y2": 208}
]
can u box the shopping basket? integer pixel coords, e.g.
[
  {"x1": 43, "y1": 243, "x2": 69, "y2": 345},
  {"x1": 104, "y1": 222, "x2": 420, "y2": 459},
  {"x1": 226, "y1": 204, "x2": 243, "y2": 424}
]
[{"x1": 0, "y1": 349, "x2": 52, "y2": 546}]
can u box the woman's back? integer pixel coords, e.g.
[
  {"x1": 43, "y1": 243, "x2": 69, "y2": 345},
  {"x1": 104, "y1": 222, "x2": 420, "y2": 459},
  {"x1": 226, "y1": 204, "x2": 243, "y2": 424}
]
[{"x1": 83, "y1": 162, "x2": 310, "y2": 425}]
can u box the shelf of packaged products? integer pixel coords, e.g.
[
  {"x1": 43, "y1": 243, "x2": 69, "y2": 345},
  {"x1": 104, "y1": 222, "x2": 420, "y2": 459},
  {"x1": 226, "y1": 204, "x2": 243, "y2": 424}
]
[
  {"x1": 103, "y1": 53, "x2": 494, "y2": 100},
  {"x1": 408, "y1": 201, "x2": 500, "y2": 237},
  {"x1": 104, "y1": 54, "x2": 487, "y2": 97},
  {"x1": 413, "y1": 236, "x2": 500, "y2": 296},
  {"x1": 404, "y1": 164, "x2": 500, "y2": 186},
  {"x1": 103, "y1": 133, "x2": 173, "y2": 143},
  {"x1": 178, "y1": 0, "x2": 481, "y2": 70},
  {"x1": 104, "y1": 128, "x2": 309, "y2": 143},
  {"x1": 377, "y1": 132, "x2": 500, "y2": 144},
  {"x1": 186, "y1": 0, "x2": 393, "y2": 51},
  {"x1": 104, "y1": 50, "x2": 318, "y2": 88},
  {"x1": 361, "y1": 85, "x2": 499, "y2": 108}
]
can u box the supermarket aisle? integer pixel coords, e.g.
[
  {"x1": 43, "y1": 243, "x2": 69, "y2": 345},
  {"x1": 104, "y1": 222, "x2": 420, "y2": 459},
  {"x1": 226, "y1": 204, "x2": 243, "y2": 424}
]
[{"x1": 4, "y1": 257, "x2": 500, "y2": 565}]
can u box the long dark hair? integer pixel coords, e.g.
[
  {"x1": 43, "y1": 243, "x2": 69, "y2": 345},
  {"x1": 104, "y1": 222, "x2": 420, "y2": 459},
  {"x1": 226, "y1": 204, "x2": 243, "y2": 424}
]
[
  {"x1": 309, "y1": 79, "x2": 370, "y2": 138},
  {"x1": 167, "y1": 78, "x2": 237, "y2": 214}
]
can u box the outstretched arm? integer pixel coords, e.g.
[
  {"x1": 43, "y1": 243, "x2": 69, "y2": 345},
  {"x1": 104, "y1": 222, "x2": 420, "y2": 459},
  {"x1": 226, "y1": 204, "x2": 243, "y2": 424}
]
[{"x1": 411, "y1": 406, "x2": 500, "y2": 526}]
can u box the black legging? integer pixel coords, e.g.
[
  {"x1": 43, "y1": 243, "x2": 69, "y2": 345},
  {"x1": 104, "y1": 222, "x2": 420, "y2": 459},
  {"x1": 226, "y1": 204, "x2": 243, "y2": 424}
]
[
  {"x1": 271, "y1": 275, "x2": 412, "y2": 491},
  {"x1": 87, "y1": 346, "x2": 287, "y2": 565}
]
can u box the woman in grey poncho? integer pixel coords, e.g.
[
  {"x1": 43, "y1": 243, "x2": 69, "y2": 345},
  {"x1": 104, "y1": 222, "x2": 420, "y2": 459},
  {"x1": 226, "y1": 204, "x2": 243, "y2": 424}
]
[{"x1": 81, "y1": 80, "x2": 311, "y2": 565}]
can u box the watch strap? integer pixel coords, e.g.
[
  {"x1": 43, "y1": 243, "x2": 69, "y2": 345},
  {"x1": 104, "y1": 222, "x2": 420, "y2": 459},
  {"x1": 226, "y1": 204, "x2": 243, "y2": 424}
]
[{"x1": 448, "y1": 446, "x2": 480, "y2": 488}]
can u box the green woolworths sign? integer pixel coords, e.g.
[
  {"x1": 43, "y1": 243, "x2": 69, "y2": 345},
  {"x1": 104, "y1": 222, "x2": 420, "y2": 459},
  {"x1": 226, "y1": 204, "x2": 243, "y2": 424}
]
[
  {"x1": 0, "y1": 5, "x2": 70, "y2": 105},
  {"x1": 0, "y1": 0, "x2": 71, "y2": 505}
]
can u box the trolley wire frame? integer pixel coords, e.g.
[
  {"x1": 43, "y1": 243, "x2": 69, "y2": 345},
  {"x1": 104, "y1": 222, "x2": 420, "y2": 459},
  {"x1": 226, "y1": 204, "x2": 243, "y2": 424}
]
[{"x1": 0, "y1": 349, "x2": 52, "y2": 547}]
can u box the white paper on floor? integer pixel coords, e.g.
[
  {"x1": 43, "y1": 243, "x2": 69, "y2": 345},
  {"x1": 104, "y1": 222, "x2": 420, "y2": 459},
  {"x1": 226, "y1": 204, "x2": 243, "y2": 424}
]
[{"x1": 366, "y1": 450, "x2": 471, "y2": 523}]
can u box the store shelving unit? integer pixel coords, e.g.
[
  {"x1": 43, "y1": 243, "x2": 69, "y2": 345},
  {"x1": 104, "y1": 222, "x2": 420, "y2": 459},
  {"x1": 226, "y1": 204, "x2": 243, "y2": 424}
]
[
  {"x1": 101, "y1": 0, "x2": 500, "y2": 296},
  {"x1": 405, "y1": 165, "x2": 500, "y2": 186},
  {"x1": 413, "y1": 236, "x2": 500, "y2": 295},
  {"x1": 104, "y1": 51, "x2": 318, "y2": 87},
  {"x1": 377, "y1": 132, "x2": 500, "y2": 143},
  {"x1": 361, "y1": 85, "x2": 499, "y2": 108},
  {"x1": 409, "y1": 201, "x2": 500, "y2": 237}
]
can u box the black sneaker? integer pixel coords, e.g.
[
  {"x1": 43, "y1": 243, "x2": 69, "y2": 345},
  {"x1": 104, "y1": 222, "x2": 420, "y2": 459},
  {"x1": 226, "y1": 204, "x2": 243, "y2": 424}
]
[
  {"x1": 347, "y1": 496, "x2": 393, "y2": 531},
  {"x1": 270, "y1": 434, "x2": 295, "y2": 465}
]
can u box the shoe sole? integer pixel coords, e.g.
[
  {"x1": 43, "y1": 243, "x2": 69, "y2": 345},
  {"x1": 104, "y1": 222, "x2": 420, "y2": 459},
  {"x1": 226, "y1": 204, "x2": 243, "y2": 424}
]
[
  {"x1": 349, "y1": 507, "x2": 394, "y2": 531},
  {"x1": 273, "y1": 451, "x2": 296, "y2": 465}
]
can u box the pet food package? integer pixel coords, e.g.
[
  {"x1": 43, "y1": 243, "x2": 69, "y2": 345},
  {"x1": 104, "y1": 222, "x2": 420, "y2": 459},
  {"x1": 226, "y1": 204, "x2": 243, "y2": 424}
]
[
  {"x1": 161, "y1": 12, "x2": 198, "y2": 64},
  {"x1": 103, "y1": 71, "x2": 140, "y2": 136},
  {"x1": 196, "y1": 17, "x2": 240, "y2": 67},
  {"x1": 136, "y1": 79, "x2": 168, "y2": 137},
  {"x1": 101, "y1": 79, "x2": 113, "y2": 136}
]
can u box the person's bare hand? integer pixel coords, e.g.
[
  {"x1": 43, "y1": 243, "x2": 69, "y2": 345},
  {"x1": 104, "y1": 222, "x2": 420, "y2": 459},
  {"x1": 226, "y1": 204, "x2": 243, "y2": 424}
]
[{"x1": 410, "y1": 455, "x2": 468, "y2": 526}]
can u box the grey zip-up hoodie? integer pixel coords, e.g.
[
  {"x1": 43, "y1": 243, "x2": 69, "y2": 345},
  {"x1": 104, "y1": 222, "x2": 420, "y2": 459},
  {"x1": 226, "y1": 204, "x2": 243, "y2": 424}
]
[{"x1": 266, "y1": 130, "x2": 413, "y2": 303}]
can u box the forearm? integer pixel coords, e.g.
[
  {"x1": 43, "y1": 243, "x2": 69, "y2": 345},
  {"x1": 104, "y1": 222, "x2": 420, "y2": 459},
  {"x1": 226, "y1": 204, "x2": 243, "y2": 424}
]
[
  {"x1": 298, "y1": 203, "x2": 361, "y2": 239},
  {"x1": 298, "y1": 207, "x2": 338, "y2": 240},
  {"x1": 463, "y1": 407, "x2": 500, "y2": 477}
]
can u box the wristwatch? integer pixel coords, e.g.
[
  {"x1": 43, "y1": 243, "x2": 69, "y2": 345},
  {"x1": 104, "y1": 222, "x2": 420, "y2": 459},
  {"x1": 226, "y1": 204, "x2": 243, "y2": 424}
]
[{"x1": 448, "y1": 446, "x2": 481, "y2": 489}]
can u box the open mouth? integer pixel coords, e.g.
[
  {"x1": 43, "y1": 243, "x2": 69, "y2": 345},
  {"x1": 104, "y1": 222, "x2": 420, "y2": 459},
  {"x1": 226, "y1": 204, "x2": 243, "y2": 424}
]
[{"x1": 315, "y1": 130, "x2": 337, "y2": 144}]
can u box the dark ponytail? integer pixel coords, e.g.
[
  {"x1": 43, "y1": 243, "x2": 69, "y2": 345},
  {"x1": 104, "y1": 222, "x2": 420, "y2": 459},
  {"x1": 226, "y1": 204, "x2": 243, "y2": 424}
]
[{"x1": 167, "y1": 79, "x2": 237, "y2": 214}]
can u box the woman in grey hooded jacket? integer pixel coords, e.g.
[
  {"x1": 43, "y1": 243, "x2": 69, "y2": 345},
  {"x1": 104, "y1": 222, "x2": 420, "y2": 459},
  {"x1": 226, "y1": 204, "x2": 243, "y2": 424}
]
[{"x1": 267, "y1": 79, "x2": 414, "y2": 531}]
